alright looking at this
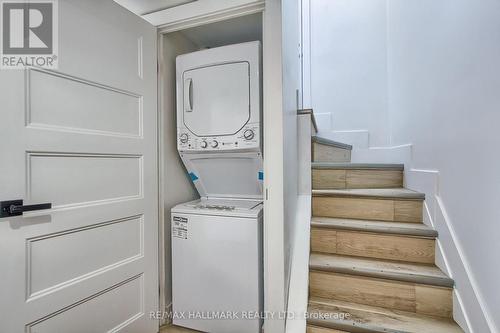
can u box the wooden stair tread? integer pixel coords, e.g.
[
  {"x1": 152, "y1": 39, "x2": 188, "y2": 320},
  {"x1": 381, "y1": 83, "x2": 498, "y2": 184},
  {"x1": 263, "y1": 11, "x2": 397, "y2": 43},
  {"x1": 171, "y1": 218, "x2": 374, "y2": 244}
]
[
  {"x1": 312, "y1": 136, "x2": 353, "y2": 150},
  {"x1": 309, "y1": 253, "x2": 453, "y2": 287},
  {"x1": 307, "y1": 297, "x2": 463, "y2": 333},
  {"x1": 312, "y1": 163, "x2": 404, "y2": 171},
  {"x1": 313, "y1": 188, "x2": 425, "y2": 200},
  {"x1": 311, "y1": 217, "x2": 437, "y2": 237}
]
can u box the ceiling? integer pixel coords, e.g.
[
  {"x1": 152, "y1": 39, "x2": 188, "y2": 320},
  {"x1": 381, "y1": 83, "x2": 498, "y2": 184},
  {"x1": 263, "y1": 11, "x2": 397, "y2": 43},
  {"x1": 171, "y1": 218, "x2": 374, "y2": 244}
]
[
  {"x1": 180, "y1": 13, "x2": 262, "y2": 49},
  {"x1": 114, "y1": 0, "x2": 196, "y2": 16}
]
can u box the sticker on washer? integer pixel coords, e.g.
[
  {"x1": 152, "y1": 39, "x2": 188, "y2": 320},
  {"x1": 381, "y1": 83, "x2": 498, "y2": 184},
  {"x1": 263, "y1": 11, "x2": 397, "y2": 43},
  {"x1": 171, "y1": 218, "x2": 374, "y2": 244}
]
[{"x1": 172, "y1": 216, "x2": 188, "y2": 239}]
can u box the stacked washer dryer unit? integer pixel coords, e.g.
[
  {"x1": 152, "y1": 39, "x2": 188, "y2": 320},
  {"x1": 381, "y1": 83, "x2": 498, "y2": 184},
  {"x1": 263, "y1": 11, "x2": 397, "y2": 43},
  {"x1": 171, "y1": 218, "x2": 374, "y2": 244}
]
[{"x1": 171, "y1": 41, "x2": 263, "y2": 333}]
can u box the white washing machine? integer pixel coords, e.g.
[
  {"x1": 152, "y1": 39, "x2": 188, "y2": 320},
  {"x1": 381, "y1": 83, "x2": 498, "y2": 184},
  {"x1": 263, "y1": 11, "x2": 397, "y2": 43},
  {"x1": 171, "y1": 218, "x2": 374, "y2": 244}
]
[
  {"x1": 171, "y1": 198, "x2": 263, "y2": 333},
  {"x1": 171, "y1": 151, "x2": 263, "y2": 333}
]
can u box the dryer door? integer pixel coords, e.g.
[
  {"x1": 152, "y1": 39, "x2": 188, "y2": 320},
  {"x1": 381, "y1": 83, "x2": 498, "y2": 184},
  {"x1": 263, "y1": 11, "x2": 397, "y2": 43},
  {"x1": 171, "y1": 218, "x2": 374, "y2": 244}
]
[{"x1": 183, "y1": 62, "x2": 250, "y2": 137}]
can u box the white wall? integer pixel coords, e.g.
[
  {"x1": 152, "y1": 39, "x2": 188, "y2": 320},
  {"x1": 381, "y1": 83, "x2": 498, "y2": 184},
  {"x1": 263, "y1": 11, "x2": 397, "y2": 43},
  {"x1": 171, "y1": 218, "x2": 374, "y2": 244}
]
[
  {"x1": 308, "y1": 0, "x2": 390, "y2": 146},
  {"x1": 285, "y1": 114, "x2": 314, "y2": 333},
  {"x1": 281, "y1": 0, "x2": 301, "y2": 306},
  {"x1": 159, "y1": 32, "x2": 199, "y2": 316},
  {"x1": 263, "y1": 0, "x2": 301, "y2": 330},
  {"x1": 387, "y1": 1, "x2": 500, "y2": 331}
]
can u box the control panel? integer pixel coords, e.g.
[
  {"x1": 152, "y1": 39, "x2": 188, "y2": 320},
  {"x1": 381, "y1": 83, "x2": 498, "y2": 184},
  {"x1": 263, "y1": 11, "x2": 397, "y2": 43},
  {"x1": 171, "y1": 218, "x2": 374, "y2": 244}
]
[{"x1": 178, "y1": 123, "x2": 260, "y2": 152}]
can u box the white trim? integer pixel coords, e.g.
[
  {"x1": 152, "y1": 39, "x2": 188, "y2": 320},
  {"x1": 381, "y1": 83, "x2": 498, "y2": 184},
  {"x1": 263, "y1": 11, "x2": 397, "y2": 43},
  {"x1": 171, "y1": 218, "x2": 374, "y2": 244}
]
[
  {"x1": 330, "y1": 129, "x2": 370, "y2": 149},
  {"x1": 143, "y1": 0, "x2": 265, "y2": 32},
  {"x1": 453, "y1": 290, "x2": 472, "y2": 333},
  {"x1": 433, "y1": 194, "x2": 497, "y2": 333},
  {"x1": 263, "y1": 0, "x2": 286, "y2": 332},
  {"x1": 350, "y1": 143, "x2": 412, "y2": 166},
  {"x1": 157, "y1": 34, "x2": 167, "y2": 327},
  {"x1": 285, "y1": 195, "x2": 311, "y2": 333}
]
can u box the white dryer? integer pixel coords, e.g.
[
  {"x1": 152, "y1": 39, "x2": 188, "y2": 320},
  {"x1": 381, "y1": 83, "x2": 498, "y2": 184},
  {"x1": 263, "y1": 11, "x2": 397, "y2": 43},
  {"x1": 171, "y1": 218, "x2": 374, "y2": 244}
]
[
  {"x1": 176, "y1": 41, "x2": 263, "y2": 201},
  {"x1": 176, "y1": 41, "x2": 261, "y2": 153}
]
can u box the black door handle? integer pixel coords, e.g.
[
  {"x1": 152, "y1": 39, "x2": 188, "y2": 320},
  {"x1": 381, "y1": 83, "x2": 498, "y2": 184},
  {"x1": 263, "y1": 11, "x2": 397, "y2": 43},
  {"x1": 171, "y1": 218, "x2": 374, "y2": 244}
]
[{"x1": 1, "y1": 200, "x2": 52, "y2": 218}]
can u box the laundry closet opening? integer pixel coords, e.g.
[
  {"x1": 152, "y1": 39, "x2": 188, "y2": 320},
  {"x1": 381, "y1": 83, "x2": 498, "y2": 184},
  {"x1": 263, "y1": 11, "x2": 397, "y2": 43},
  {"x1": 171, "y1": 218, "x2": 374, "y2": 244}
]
[{"x1": 157, "y1": 13, "x2": 264, "y2": 331}]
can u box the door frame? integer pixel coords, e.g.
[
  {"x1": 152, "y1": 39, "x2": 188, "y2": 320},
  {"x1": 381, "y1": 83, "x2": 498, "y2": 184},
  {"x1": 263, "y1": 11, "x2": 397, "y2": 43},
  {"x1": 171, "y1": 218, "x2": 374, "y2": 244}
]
[
  {"x1": 151, "y1": 0, "x2": 265, "y2": 33},
  {"x1": 156, "y1": 2, "x2": 287, "y2": 332}
]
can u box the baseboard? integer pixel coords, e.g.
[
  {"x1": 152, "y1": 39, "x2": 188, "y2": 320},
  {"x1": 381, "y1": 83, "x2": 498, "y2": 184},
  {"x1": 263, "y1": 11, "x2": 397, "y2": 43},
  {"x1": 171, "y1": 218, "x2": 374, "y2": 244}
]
[
  {"x1": 285, "y1": 195, "x2": 311, "y2": 333},
  {"x1": 315, "y1": 129, "x2": 370, "y2": 149},
  {"x1": 311, "y1": 112, "x2": 371, "y2": 149},
  {"x1": 329, "y1": 130, "x2": 370, "y2": 148},
  {"x1": 312, "y1": 112, "x2": 331, "y2": 134},
  {"x1": 347, "y1": 138, "x2": 495, "y2": 333},
  {"x1": 351, "y1": 143, "x2": 412, "y2": 166},
  {"x1": 405, "y1": 169, "x2": 496, "y2": 333}
]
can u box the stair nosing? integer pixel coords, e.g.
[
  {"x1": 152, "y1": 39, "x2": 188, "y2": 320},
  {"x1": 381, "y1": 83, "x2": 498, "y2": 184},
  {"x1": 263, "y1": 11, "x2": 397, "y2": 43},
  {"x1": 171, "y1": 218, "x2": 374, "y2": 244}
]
[
  {"x1": 312, "y1": 188, "x2": 425, "y2": 200},
  {"x1": 309, "y1": 253, "x2": 454, "y2": 288},
  {"x1": 311, "y1": 217, "x2": 437, "y2": 238},
  {"x1": 307, "y1": 318, "x2": 386, "y2": 333},
  {"x1": 312, "y1": 136, "x2": 353, "y2": 150},
  {"x1": 312, "y1": 162, "x2": 404, "y2": 171}
]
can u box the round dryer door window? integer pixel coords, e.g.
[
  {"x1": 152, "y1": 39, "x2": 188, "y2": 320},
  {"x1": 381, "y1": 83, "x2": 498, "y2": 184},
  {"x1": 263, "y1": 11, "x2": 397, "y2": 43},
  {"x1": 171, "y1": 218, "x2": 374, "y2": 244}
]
[{"x1": 182, "y1": 61, "x2": 250, "y2": 137}]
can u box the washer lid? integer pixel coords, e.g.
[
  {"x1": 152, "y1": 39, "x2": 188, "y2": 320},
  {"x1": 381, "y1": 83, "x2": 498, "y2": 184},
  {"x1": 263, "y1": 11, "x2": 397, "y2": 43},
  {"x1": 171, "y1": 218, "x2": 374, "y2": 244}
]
[
  {"x1": 180, "y1": 152, "x2": 263, "y2": 200},
  {"x1": 172, "y1": 198, "x2": 263, "y2": 218},
  {"x1": 186, "y1": 198, "x2": 261, "y2": 211}
]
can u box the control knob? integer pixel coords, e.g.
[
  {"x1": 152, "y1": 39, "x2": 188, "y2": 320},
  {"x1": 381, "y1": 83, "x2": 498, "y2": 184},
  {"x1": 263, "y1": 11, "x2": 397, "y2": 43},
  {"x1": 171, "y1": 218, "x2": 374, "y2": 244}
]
[
  {"x1": 211, "y1": 140, "x2": 219, "y2": 148},
  {"x1": 179, "y1": 133, "x2": 188, "y2": 143},
  {"x1": 243, "y1": 129, "x2": 255, "y2": 140},
  {"x1": 200, "y1": 141, "x2": 208, "y2": 148}
]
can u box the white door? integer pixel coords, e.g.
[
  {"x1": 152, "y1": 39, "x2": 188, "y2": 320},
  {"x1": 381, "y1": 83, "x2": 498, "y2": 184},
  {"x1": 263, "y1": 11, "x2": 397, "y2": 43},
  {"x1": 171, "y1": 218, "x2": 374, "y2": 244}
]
[
  {"x1": 0, "y1": 1, "x2": 158, "y2": 332},
  {"x1": 183, "y1": 62, "x2": 250, "y2": 136}
]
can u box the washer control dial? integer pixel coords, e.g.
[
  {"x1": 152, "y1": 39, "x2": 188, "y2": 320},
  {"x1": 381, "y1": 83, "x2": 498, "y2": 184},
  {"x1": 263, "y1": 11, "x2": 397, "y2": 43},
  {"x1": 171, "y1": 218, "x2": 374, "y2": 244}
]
[
  {"x1": 179, "y1": 133, "x2": 188, "y2": 143},
  {"x1": 243, "y1": 129, "x2": 255, "y2": 140},
  {"x1": 211, "y1": 140, "x2": 219, "y2": 148},
  {"x1": 200, "y1": 141, "x2": 208, "y2": 149}
]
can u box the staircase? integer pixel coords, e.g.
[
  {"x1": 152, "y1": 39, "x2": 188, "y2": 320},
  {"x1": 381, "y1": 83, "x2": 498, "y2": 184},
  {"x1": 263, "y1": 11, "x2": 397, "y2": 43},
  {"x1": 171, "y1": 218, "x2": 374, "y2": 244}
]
[{"x1": 307, "y1": 137, "x2": 463, "y2": 333}]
